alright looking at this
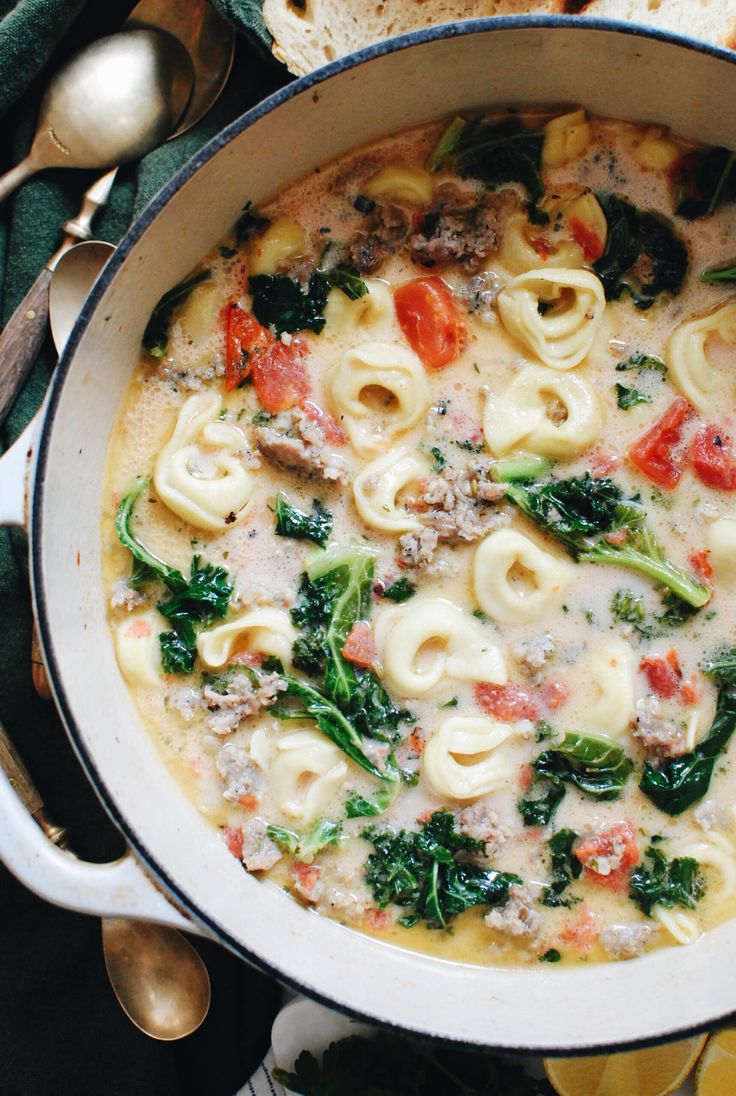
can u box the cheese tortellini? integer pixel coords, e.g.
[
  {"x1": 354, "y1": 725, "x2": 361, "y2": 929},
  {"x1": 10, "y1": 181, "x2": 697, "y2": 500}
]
[
  {"x1": 326, "y1": 341, "x2": 431, "y2": 455},
  {"x1": 707, "y1": 517, "x2": 736, "y2": 592},
  {"x1": 375, "y1": 598, "x2": 507, "y2": 697},
  {"x1": 196, "y1": 609, "x2": 297, "y2": 669},
  {"x1": 364, "y1": 162, "x2": 434, "y2": 206},
  {"x1": 667, "y1": 302, "x2": 736, "y2": 412},
  {"x1": 323, "y1": 278, "x2": 396, "y2": 337},
  {"x1": 352, "y1": 449, "x2": 426, "y2": 533},
  {"x1": 422, "y1": 716, "x2": 515, "y2": 801},
  {"x1": 497, "y1": 268, "x2": 606, "y2": 370},
  {"x1": 154, "y1": 393, "x2": 257, "y2": 532},
  {"x1": 483, "y1": 364, "x2": 602, "y2": 458},
  {"x1": 249, "y1": 216, "x2": 306, "y2": 276},
  {"x1": 115, "y1": 610, "x2": 163, "y2": 688},
  {"x1": 542, "y1": 109, "x2": 592, "y2": 167},
  {"x1": 269, "y1": 730, "x2": 348, "y2": 823},
  {"x1": 586, "y1": 637, "x2": 635, "y2": 739},
  {"x1": 473, "y1": 529, "x2": 573, "y2": 624},
  {"x1": 498, "y1": 191, "x2": 606, "y2": 277}
]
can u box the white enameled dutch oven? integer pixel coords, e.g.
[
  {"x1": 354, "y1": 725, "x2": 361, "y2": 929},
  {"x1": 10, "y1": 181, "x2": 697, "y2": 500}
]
[{"x1": 2, "y1": 16, "x2": 736, "y2": 1056}]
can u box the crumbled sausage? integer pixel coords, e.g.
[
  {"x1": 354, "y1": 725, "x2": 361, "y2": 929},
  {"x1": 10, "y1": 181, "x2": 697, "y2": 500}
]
[
  {"x1": 694, "y1": 799, "x2": 719, "y2": 831},
  {"x1": 110, "y1": 580, "x2": 147, "y2": 612},
  {"x1": 204, "y1": 671, "x2": 286, "y2": 736},
  {"x1": 600, "y1": 922, "x2": 659, "y2": 960},
  {"x1": 241, "y1": 818, "x2": 282, "y2": 872},
  {"x1": 406, "y1": 186, "x2": 516, "y2": 271},
  {"x1": 455, "y1": 803, "x2": 512, "y2": 858},
  {"x1": 349, "y1": 202, "x2": 408, "y2": 274},
  {"x1": 255, "y1": 408, "x2": 347, "y2": 482},
  {"x1": 398, "y1": 526, "x2": 440, "y2": 568},
  {"x1": 513, "y1": 634, "x2": 556, "y2": 675},
  {"x1": 291, "y1": 861, "x2": 324, "y2": 903},
  {"x1": 484, "y1": 883, "x2": 543, "y2": 941},
  {"x1": 216, "y1": 742, "x2": 263, "y2": 802},
  {"x1": 399, "y1": 462, "x2": 505, "y2": 566},
  {"x1": 632, "y1": 696, "x2": 687, "y2": 758}
]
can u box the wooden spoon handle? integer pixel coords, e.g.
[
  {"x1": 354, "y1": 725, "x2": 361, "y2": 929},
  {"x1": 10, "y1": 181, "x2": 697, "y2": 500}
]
[{"x1": 0, "y1": 266, "x2": 53, "y2": 428}]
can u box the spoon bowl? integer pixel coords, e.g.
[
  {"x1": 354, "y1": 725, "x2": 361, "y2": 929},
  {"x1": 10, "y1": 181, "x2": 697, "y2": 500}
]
[
  {"x1": 0, "y1": 29, "x2": 193, "y2": 202},
  {"x1": 101, "y1": 918, "x2": 211, "y2": 1041},
  {"x1": 49, "y1": 241, "x2": 115, "y2": 354}
]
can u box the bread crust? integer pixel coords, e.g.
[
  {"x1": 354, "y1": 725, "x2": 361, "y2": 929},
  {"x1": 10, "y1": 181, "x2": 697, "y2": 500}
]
[{"x1": 263, "y1": 0, "x2": 736, "y2": 76}]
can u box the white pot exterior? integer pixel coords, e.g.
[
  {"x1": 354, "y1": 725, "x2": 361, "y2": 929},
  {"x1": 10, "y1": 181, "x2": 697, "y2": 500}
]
[{"x1": 31, "y1": 20, "x2": 736, "y2": 1052}]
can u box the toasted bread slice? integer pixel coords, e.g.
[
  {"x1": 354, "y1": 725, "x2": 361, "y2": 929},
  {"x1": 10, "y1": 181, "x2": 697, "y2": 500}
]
[{"x1": 263, "y1": 0, "x2": 736, "y2": 76}]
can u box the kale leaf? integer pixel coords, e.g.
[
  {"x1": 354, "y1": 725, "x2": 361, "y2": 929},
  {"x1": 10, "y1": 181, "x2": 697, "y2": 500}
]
[
  {"x1": 115, "y1": 479, "x2": 232, "y2": 674},
  {"x1": 266, "y1": 819, "x2": 342, "y2": 863},
  {"x1": 672, "y1": 147, "x2": 736, "y2": 220},
  {"x1": 291, "y1": 549, "x2": 410, "y2": 741},
  {"x1": 273, "y1": 1031, "x2": 554, "y2": 1096},
  {"x1": 233, "y1": 202, "x2": 270, "y2": 243},
  {"x1": 428, "y1": 115, "x2": 545, "y2": 201},
  {"x1": 535, "y1": 733, "x2": 634, "y2": 800},
  {"x1": 640, "y1": 648, "x2": 736, "y2": 814},
  {"x1": 540, "y1": 829, "x2": 582, "y2": 908},
  {"x1": 517, "y1": 781, "x2": 566, "y2": 827},
  {"x1": 702, "y1": 263, "x2": 736, "y2": 285},
  {"x1": 629, "y1": 844, "x2": 705, "y2": 917},
  {"x1": 142, "y1": 269, "x2": 212, "y2": 358},
  {"x1": 344, "y1": 786, "x2": 394, "y2": 819},
  {"x1": 506, "y1": 474, "x2": 710, "y2": 608},
  {"x1": 594, "y1": 194, "x2": 687, "y2": 309},
  {"x1": 363, "y1": 810, "x2": 521, "y2": 930},
  {"x1": 275, "y1": 494, "x2": 333, "y2": 548},
  {"x1": 249, "y1": 264, "x2": 368, "y2": 337}
]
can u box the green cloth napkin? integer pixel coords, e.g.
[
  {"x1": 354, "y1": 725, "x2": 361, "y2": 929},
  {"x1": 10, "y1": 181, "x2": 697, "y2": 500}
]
[{"x1": 0, "y1": 3, "x2": 289, "y2": 1093}]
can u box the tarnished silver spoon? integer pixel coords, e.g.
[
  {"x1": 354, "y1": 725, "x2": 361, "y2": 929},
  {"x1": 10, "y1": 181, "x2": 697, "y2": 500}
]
[{"x1": 0, "y1": 28, "x2": 193, "y2": 203}]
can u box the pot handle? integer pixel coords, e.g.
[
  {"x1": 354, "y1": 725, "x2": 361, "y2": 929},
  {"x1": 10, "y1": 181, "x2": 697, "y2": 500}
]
[
  {"x1": 0, "y1": 410, "x2": 41, "y2": 527},
  {"x1": 0, "y1": 741, "x2": 204, "y2": 935}
]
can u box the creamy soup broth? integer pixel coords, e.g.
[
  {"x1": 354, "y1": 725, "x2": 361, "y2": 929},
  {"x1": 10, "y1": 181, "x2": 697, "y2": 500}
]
[{"x1": 103, "y1": 109, "x2": 736, "y2": 966}]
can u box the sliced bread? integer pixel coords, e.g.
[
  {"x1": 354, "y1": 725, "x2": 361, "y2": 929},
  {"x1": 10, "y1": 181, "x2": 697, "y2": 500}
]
[{"x1": 263, "y1": 0, "x2": 736, "y2": 76}]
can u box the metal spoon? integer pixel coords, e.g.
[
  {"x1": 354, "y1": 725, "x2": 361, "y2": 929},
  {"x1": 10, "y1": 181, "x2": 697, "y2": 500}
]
[
  {"x1": 0, "y1": 717, "x2": 211, "y2": 1041},
  {"x1": 0, "y1": 29, "x2": 193, "y2": 204},
  {"x1": 0, "y1": 1, "x2": 235, "y2": 426}
]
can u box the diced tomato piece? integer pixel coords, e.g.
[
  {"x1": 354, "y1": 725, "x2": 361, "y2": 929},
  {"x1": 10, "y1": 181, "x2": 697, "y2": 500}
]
[
  {"x1": 640, "y1": 654, "x2": 681, "y2": 698},
  {"x1": 541, "y1": 680, "x2": 569, "y2": 711},
  {"x1": 681, "y1": 678, "x2": 700, "y2": 705},
  {"x1": 251, "y1": 335, "x2": 311, "y2": 412},
  {"x1": 575, "y1": 822, "x2": 639, "y2": 893},
  {"x1": 223, "y1": 826, "x2": 243, "y2": 860},
  {"x1": 126, "y1": 618, "x2": 152, "y2": 639},
  {"x1": 365, "y1": 907, "x2": 392, "y2": 931},
  {"x1": 568, "y1": 216, "x2": 605, "y2": 262},
  {"x1": 629, "y1": 397, "x2": 693, "y2": 489},
  {"x1": 586, "y1": 447, "x2": 620, "y2": 476},
  {"x1": 224, "y1": 303, "x2": 271, "y2": 391},
  {"x1": 475, "y1": 682, "x2": 540, "y2": 722},
  {"x1": 291, "y1": 861, "x2": 322, "y2": 901},
  {"x1": 341, "y1": 621, "x2": 376, "y2": 667},
  {"x1": 691, "y1": 424, "x2": 736, "y2": 490},
  {"x1": 393, "y1": 276, "x2": 467, "y2": 369},
  {"x1": 560, "y1": 905, "x2": 600, "y2": 950},
  {"x1": 301, "y1": 400, "x2": 346, "y2": 445},
  {"x1": 604, "y1": 528, "x2": 628, "y2": 547},
  {"x1": 407, "y1": 726, "x2": 425, "y2": 756},
  {"x1": 519, "y1": 763, "x2": 533, "y2": 793},
  {"x1": 531, "y1": 235, "x2": 553, "y2": 259},
  {"x1": 237, "y1": 793, "x2": 259, "y2": 811},
  {"x1": 689, "y1": 548, "x2": 713, "y2": 583}
]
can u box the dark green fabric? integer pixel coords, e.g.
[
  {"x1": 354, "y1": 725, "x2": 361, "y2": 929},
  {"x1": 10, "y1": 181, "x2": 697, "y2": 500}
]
[{"x1": 0, "y1": 2, "x2": 288, "y2": 1093}]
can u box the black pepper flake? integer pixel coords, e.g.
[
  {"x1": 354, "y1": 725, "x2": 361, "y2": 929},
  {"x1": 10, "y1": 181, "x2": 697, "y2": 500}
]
[
  {"x1": 224, "y1": 512, "x2": 237, "y2": 525},
  {"x1": 353, "y1": 194, "x2": 376, "y2": 215}
]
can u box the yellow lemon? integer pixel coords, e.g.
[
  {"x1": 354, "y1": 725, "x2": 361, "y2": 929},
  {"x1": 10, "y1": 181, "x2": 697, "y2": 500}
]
[
  {"x1": 695, "y1": 1028, "x2": 736, "y2": 1095},
  {"x1": 544, "y1": 1034, "x2": 707, "y2": 1096}
]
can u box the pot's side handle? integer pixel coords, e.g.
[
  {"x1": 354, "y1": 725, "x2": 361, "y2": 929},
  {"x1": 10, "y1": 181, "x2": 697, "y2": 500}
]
[
  {"x1": 0, "y1": 412, "x2": 41, "y2": 527},
  {"x1": 0, "y1": 766, "x2": 205, "y2": 934}
]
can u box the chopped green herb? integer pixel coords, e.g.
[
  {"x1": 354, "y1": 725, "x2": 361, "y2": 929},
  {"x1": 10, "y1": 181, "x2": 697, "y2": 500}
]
[
  {"x1": 327, "y1": 263, "x2": 369, "y2": 301},
  {"x1": 381, "y1": 577, "x2": 416, "y2": 603},
  {"x1": 430, "y1": 445, "x2": 446, "y2": 471},
  {"x1": 539, "y1": 949, "x2": 561, "y2": 963},
  {"x1": 251, "y1": 410, "x2": 273, "y2": 426},
  {"x1": 441, "y1": 697, "x2": 459, "y2": 709},
  {"x1": 701, "y1": 262, "x2": 736, "y2": 284},
  {"x1": 535, "y1": 720, "x2": 557, "y2": 742},
  {"x1": 454, "y1": 439, "x2": 484, "y2": 453},
  {"x1": 615, "y1": 383, "x2": 652, "y2": 410},
  {"x1": 615, "y1": 351, "x2": 667, "y2": 374}
]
